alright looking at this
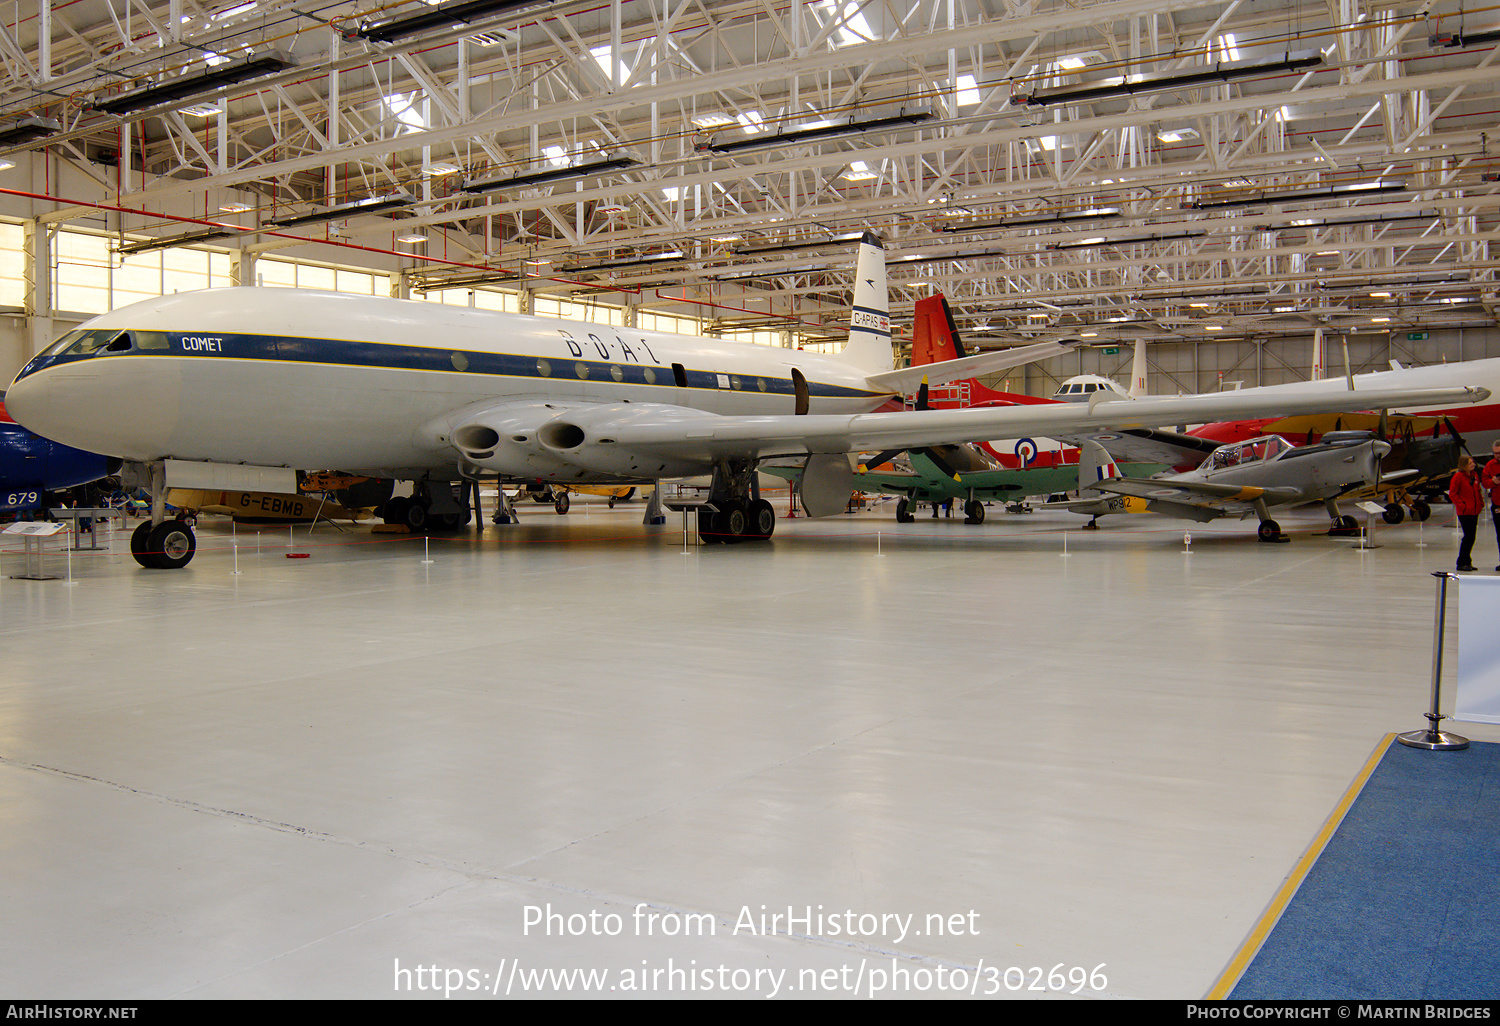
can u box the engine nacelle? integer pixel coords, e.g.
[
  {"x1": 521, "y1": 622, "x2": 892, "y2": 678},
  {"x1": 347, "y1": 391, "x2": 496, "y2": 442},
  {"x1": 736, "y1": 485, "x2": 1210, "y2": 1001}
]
[
  {"x1": 532, "y1": 404, "x2": 716, "y2": 479},
  {"x1": 440, "y1": 400, "x2": 580, "y2": 478}
]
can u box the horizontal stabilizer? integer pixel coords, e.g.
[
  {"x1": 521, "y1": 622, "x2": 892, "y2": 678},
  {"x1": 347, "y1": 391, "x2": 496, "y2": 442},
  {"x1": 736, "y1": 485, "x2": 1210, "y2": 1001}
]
[{"x1": 866, "y1": 338, "x2": 1081, "y2": 394}]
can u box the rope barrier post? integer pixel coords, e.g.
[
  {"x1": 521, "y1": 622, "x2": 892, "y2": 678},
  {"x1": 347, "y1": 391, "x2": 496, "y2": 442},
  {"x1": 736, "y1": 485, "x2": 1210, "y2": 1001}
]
[{"x1": 1397, "y1": 571, "x2": 1470, "y2": 751}]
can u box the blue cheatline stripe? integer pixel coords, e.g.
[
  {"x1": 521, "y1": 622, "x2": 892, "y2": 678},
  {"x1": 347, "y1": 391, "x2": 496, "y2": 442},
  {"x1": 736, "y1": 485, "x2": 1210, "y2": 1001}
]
[
  {"x1": 1214, "y1": 735, "x2": 1500, "y2": 1000},
  {"x1": 28, "y1": 331, "x2": 889, "y2": 400}
]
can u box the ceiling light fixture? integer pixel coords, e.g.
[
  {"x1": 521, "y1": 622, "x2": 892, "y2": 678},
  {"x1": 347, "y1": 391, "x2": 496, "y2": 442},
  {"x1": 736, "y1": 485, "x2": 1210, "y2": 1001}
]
[
  {"x1": 0, "y1": 116, "x2": 61, "y2": 147},
  {"x1": 92, "y1": 50, "x2": 297, "y2": 115},
  {"x1": 1047, "y1": 230, "x2": 1205, "y2": 251},
  {"x1": 358, "y1": 0, "x2": 536, "y2": 44},
  {"x1": 1187, "y1": 180, "x2": 1407, "y2": 210},
  {"x1": 264, "y1": 192, "x2": 416, "y2": 229},
  {"x1": 119, "y1": 226, "x2": 247, "y2": 256},
  {"x1": 461, "y1": 153, "x2": 641, "y2": 194},
  {"x1": 1012, "y1": 49, "x2": 1324, "y2": 107},
  {"x1": 695, "y1": 107, "x2": 936, "y2": 156},
  {"x1": 940, "y1": 208, "x2": 1121, "y2": 233}
]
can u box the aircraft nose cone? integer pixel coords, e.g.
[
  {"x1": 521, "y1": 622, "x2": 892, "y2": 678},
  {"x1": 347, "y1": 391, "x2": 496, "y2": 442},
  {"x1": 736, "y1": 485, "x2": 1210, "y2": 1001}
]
[
  {"x1": 1373, "y1": 440, "x2": 1392, "y2": 457},
  {"x1": 4, "y1": 371, "x2": 46, "y2": 432}
]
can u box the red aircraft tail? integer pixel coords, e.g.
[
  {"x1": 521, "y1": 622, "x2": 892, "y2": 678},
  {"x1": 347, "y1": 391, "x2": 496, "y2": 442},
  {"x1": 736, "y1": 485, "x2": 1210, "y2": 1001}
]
[
  {"x1": 907, "y1": 295, "x2": 1075, "y2": 468},
  {"x1": 910, "y1": 295, "x2": 1057, "y2": 411}
]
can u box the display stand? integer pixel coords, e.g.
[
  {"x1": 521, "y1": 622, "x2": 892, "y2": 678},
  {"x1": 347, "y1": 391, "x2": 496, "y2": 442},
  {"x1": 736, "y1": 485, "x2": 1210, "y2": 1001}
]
[
  {"x1": 50, "y1": 508, "x2": 127, "y2": 551},
  {"x1": 1397, "y1": 571, "x2": 1470, "y2": 751},
  {"x1": 4, "y1": 521, "x2": 68, "y2": 580}
]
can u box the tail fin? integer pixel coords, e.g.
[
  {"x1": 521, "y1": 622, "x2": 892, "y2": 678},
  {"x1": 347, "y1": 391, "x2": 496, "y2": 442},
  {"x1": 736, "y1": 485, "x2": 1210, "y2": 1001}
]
[
  {"x1": 1077, "y1": 438, "x2": 1121, "y2": 492},
  {"x1": 1128, "y1": 339, "x2": 1148, "y2": 397},
  {"x1": 838, "y1": 231, "x2": 894, "y2": 374},
  {"x1": 912, "y1": 294, "x2": 966, "y2": 366}
]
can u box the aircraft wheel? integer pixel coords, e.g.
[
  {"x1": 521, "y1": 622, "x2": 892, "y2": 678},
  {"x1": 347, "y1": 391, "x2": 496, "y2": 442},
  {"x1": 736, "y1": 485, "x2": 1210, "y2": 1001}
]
[
  {"x1": 403, "y1": 499, "x2": 429, "y2": 532},
  {"x1": 1412, "y1": 500, "x2": 1432, "y2": 522},
  {"x1": 1382, "y1": 503, "x2": 1405, "y2": 525},
  {"x1": 1333, "y1": 515, "x2": 1358, "y2": 532},
  {"x1": 554, "y1": 491, "x2": 570, "y2": 514},
  {"x1": 698, "y1": 509, "x2": 722, "y2": 543},
  {"x1": 435, "y1": 512, "x2": 463, "y2": 531},
  {"x1": 130, "y1": 520, "x2": 157, "y2": 568},
  {"x1": 896, "y1": 498, "x2": 915, "y2": 524},
  {"x1": 964, "y1": 500, "x2": 985, "y2": 525},
  {"x1": 720, "y1": 505, "x2": 748, "y2": 543},
  {"x1": 383, "y1": 496, "x2": 411, "y2": 526},
  {"x1": 1257, "y1": 520, "x2": 1281, "y2": 543},
  {"x1": 148, "y1": 519, "x2": 196, "y2": 569},
  {"x1": 747, "y1": 499, "x2": 776, "y2": 540}
]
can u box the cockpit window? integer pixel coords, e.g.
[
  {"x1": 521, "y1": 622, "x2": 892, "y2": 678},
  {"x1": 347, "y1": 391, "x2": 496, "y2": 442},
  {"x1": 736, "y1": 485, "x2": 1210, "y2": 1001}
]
[
  {"x1": 134, "y1": 331, "x2": 171, "y2": 350},
  {"x1": 56, "y1": 328, "x2": 124, "y2": 357},
  {"x1": 36, "y1": 330, "x2": 88, "y2": 359},
  {"x1": 1208, "y1": 435, "x2": 1290, "y2": 470}
]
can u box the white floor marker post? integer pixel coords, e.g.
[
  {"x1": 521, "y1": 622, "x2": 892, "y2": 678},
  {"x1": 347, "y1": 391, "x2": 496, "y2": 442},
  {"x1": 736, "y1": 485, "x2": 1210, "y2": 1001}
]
[
  {"x1": 421, "y1": 535, "x2": 434, "y2": 564},
  {"x1": 1061, "y1": 532, "x2": 1070, "y2": 558},
  {"x1": 232, "y1": 540, "x2": 241, "y2": 575},
  {"x1": 877, "y1": 531, "x2": 883, "y2": 556},
  {"x1": 1417, "y1": 519, "x2": 1428, "y2": 548},
  {"x1": 1184, "y1": 531, "x2": 1192, "y2": 553},
  {"x1": 65, "y1": 532, "x2": 75, "y2": 586}
]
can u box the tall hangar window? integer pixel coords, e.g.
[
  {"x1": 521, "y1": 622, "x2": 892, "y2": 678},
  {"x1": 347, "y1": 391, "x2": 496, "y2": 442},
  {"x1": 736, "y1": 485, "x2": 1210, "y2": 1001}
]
[
  {"x1": 420, "y1": 288, "x2": 520, "y2": 312},
  {"x1": 532, "y1": 295, "x2": 625, "y2": 326},
  {"x1": 720, "y1": 328, "x2": 785, "y2": 347},
  {"x1": 0, "y1": 220, "x2": 23, "y2": 308},
  {"x1": 49, "y1": 229, "x2": 394, "y2": 315},
  {"x1": 254, "y1": 257, "x2": 389, "y2": 298},
  {"x1": 637, "y1": 310, "x2": 702, "y2": 336}
]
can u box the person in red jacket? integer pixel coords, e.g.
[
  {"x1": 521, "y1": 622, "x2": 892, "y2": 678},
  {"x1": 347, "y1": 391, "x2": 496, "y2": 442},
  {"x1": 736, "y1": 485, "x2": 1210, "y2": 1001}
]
[
  {"x1": 1451, "y1": 455, "x2": 1483, "y2": 571},
  {"x1": 1483, "y1": 441, "x2": 1500, "y2": 570}
]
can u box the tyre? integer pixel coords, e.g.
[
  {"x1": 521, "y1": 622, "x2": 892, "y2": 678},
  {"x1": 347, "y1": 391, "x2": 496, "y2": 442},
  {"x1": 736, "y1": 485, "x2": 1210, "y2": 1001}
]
[
  {"x1": 698, "y1": 508, "x2": 721, "y2": 542},
  {"x1": 147, "y1": 519, "x2": 196, "y2": 569},
  {"x1": 720, "y1": 505, "x2": 748, "y2": 542},
  {"x1": 896, "y1": 498, "x2": 914, "y2": 524},
  {"x1": 747, "y1": 499, "x2": 776, "y2": 540},
  {"x1": 130, "y1": 520, "x2": 157, "y2": 568},
  {"x1": 1412, "y1": 500, "x2": 1432, "y2": 522},
  {"x1": 1333, "y1": 515, "x2": 1357, "y2": 532},
  {"x1": 554, "y1": 491, "x2": 570, "y2": 514},
  {"x1": 964, "y1": 500, "x2": 985, "y2": 524},
  {"x1": 403, "y1": 499, "x2": 429, "y2": 532},
  {"x1": 1257, "y1": 520, "x2": 1281, "y2": 542},
  {"x1": 1382, "y1": 503, "x2": 1404, "y2": 525},
  {"x1": 383, "y1": 496, "x2": 411, "y2": 526}
]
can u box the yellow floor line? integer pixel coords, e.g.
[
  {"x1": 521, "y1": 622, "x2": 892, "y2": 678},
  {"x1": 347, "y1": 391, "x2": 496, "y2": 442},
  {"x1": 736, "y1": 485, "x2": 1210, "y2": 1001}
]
[{"x1": 1205, "y1": 733, "x2": 1394, "y2": 1000}]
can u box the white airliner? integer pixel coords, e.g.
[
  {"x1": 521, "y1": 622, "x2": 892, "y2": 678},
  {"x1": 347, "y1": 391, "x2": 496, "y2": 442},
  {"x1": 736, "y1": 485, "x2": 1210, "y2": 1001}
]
[{"x1": 5, "y1": 232, "x2": 1489, "y2": 568}]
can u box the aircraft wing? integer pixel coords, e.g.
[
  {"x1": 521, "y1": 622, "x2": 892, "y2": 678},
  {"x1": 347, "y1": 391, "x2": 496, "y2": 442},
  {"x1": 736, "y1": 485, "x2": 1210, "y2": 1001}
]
[
  {"x1": 1054, "y1": 428, "x2": 1221, "y2": 467},
  {"x1": 1090, "y1": 477, "x2": 1303, "y2": 508},
  {"x1": 518, "y1": 385, "x2": 1489, "y2": 464},
  {"x1": 864, "y1": 338, "x2": 1080, "y2": 393}
]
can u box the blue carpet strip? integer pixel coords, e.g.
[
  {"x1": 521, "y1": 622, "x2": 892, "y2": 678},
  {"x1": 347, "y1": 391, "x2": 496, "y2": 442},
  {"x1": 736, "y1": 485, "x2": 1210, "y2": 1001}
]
[{"x1": 1214, "y1": 735, "x2": 1500, "y2": 999}]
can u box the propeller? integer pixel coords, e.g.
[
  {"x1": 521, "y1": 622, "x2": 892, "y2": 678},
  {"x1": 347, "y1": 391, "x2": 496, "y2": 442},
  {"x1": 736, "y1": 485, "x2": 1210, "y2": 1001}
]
[
  {"x1": 855, "y1": 377, "x2": 961, "y2": 481},
  {"x1": 1444, "y1": 416, "x2": 1471, "y2": 457}
]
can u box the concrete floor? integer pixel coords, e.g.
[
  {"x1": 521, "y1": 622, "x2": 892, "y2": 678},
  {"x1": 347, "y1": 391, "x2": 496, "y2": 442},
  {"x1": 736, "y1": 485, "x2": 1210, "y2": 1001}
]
[{"x1": 2, "y1": 495, "x2": 1494, "y2": 1000}]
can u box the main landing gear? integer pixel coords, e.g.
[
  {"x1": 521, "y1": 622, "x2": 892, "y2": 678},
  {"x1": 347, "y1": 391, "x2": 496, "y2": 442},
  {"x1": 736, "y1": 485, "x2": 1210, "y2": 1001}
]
[
  {"x1": 381, "y1": 481, "x2": 473, "y2": 532},
  {"x1": 1324, "y1": 499, "x2": 1360, "y2": 537},
  {"x1": 130, "y1": 517, "x2": 197, "y2": 569},
  {"x1": 697, "y1": 458, "x2": 775, "y2": 543},
  {"x1": 893, "y1": 496, "x2": 986, "y2": 524},
  {"x1": 129, "y1": 461, "x2": 198, "y2": 569}
]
